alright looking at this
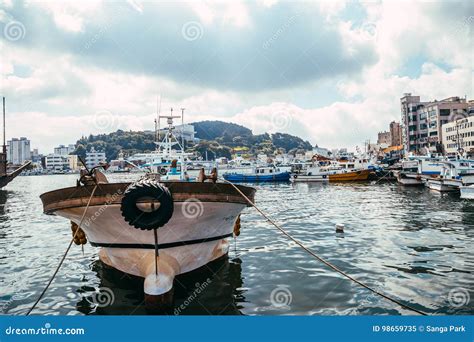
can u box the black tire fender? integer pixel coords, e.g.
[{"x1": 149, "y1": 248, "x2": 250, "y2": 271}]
[{"x1": 120, "y1": 180, "x2": 174, "y2": 230}]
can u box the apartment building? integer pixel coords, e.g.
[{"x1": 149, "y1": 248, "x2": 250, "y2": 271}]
[
  {"x1": 6, "y1": 137, "x2": 31, "y2": 165},
  {"x1": 401, "y1": 94, "x2": 469, "y2": 154},
  {"x1": 442, "y1": 116, "x2": 474, "y2": 157}
]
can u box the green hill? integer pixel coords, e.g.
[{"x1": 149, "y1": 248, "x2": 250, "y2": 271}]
[{"x1": 74, "y1": 121, "x2": 313, "y2": 161}]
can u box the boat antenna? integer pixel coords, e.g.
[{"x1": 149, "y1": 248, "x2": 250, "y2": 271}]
[
  {"x1": 181, "y1": 108, "x2": 185, "y2": 150},
  {"x1": 156, "y1": 95, "x2": 162, "y2": 145},
  {"x1": 2, "y1": 97, "x2": 6, "y2": 154}
]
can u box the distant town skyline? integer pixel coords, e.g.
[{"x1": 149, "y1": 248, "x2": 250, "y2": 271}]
[{"x1": 1, "y1": 1, "x2": 472, "y2": 152}]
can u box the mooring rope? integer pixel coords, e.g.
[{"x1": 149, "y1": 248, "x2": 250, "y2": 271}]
[
  {"x1": 221, "y1": 178, "x2": 428, "y2": 316},
  {"x1": 26, "y1": 185, "x2": 98, "y2": 315}
]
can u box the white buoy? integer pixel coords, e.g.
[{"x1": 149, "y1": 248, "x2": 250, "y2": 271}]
[{"x1": 335, "y1": 223, "x2": 345, "y2": 233}]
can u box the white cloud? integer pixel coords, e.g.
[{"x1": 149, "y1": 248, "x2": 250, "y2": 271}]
[{"x1": 0, "y1": 0, "x2": 472, "y2": 154}]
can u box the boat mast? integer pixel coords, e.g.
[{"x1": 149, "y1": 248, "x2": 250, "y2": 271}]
[
  {"x1": 181, "y1": 108, "x2": 185, "y2": 150},
  {"x1": 155, "y1": 95, "x2": 162, "y2": 149},
  {"x1": 2, "y1": 97, "x2": 5, "y2": 154}
]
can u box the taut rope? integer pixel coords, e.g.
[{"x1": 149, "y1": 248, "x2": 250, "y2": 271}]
[
  {"x1": 26, "y1": 185, "x2": 98, "y2": 315},
  {"x1": 221, "y1": 178, "x2": 427, "y2": 316}
]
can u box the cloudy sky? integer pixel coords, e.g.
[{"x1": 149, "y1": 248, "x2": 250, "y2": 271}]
[{"x1": 0, "y1": 0, "x2": 472, "y2": 153}]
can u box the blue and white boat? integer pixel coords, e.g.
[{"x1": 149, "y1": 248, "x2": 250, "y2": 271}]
[{"x1": 223, "y1": 165, "x2": 290, "y2": 182}]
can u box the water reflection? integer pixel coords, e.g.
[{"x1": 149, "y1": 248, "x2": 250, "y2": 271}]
[{"x1": 76, "y1": 255, "x2": 244, "y2": 315}]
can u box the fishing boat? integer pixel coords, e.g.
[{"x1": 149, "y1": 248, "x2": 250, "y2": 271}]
[
  {"x1": 426, "y1": 178, "x2": 458, "y2": 192},
  {"x1": 328, "y1": 169, "x2": 372, "y2": 182},
  {"x1": 0, "y1": 97, "x2": 31, "y2": 188},
  {"x1": 394, "y1": 160, "x2": 423, "y2": 186},
  {"x1": 223, "y1": 165, "x2": 290, "y2": 182},
  {"x1": 291, "y1": 161, "x2": 331, "y2": 182},
  {"x1": 40, "y1": 110, "x2": 255, "y2": 307},
  {"x1": 425, "y1": 158, "x2": 474, "y2": 192}
]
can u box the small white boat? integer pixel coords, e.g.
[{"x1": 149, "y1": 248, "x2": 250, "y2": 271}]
[
  {"x1": 460, "y1": 185, "x2": 474, "y2": 199},
  {"x1": 291, "y1": 162, "x2": 331, "y2": 182},
  {"x1": 426, "y1": 178, "x2": 458, "y2": 192},
  {"x1": 395, "y1": 160, "x2": 423, "y2": 186}
]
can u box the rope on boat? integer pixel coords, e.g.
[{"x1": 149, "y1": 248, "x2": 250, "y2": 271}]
[
  {"x1": 221, "y1": 178, "x2": 428, "y2": 316},
  {"x1": 26, "y1": 185, "x2": 98, "y2": 315}
]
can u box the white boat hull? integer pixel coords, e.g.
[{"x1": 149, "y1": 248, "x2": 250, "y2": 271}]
[
  {"x1": 426, "y1": 179, "x2": 458, "y2": 192},
  {"x1": 58, "y1": 202, "x2": 244, "y2": 295},
  {"x1": 397, "y1": 173, "x2": 423, "y2": 186}
]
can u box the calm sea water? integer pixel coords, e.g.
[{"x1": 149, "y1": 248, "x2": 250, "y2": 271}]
[{"x1": 1, "y1": 174, "x2": 473, "y2": 315}]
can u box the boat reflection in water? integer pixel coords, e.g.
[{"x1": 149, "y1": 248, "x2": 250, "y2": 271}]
[{"x1": 76, "y1": 255, "x2": 244, "y2": 315}]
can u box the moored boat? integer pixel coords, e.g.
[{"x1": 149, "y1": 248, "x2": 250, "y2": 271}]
[
  {"x1": 0, "y1": 97, "x2": 30, "y2": 188},
  {"x1": 223, "y1": 165, "x2": 290, "y2": 182},
  {"x1": 426, "y1": 178, "x2": 458, "y2": 192},
  {"x1": 39, "y1": 110, "x2": 256, "y2": 308},
  {"x1": 328, "y1": 169, "x2": 371, "y2": 182}
]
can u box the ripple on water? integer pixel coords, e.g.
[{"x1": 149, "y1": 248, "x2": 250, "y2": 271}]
[{"x1": 0, "y1": 176, "x2": 473, "y2": 315}]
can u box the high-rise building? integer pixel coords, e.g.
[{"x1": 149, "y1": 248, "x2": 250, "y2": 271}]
[
  {"x1": 400, "y1": 94, "x2": 469, "y2": 154},
  {"x1": 6, "y1": 137, "x2": 31, "y2": 165}
]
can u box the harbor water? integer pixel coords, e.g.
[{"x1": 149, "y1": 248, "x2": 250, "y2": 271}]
[{"x1": 1, "y1": 174, "x2": 473, "y2": 315}]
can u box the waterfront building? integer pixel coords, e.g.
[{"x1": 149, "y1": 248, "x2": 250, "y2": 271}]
[
  {"x1": 442, "y1": 116, "x2": 474, "y2": 157},
  {"x1": 54, "y1": 144, "x2": 76, "y2": 156},
  {"x1": 67, "y1": 155, "x2": 80, "y2": 170},
  {"x1": 377, "y1": 131, "x2": 391, "y2": 145},
  {"x1": 400, "y1": 94, "x2": 469, "y2": 154},
  {"x1": 6, "y1": 137, "x2": 31, "y2": 165},
  {"x1": 45, "y1": 154, "x2": 68, "y2": 170},
  {"x1": 85, "y1": 148, "x2": 106, "y2": 169}
]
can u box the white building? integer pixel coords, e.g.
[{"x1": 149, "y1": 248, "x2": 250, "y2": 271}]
[
  {"x1": 54, "y1": 144, "x2": 75, "y2": 156},
  {"x1": 442, "y1": 116, "x2": 474, "y2": 157},
  {"x1": 86, "y1": 148, "x2": 106, "y2": 169},
  {"x1": 45, "y1": 154, "x2": 68, "y2": 170},
  {"x1": 7, "y1": 137, "x2": 31, "y2": 165}
]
